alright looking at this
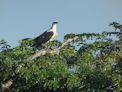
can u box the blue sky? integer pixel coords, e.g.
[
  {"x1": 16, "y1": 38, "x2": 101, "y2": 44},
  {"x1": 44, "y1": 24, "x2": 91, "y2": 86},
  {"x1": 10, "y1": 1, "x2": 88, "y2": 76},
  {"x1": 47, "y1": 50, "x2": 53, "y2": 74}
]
[{"x1": 0, "y1": 0, "x2": 122, "y2": 47}]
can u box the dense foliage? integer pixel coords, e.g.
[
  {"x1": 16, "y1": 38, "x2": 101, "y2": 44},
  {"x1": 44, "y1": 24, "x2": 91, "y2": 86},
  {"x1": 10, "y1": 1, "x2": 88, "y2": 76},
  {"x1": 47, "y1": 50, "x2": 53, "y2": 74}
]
[{"x1": 0, "y1": 22, "x2": 122, "y2": 92}]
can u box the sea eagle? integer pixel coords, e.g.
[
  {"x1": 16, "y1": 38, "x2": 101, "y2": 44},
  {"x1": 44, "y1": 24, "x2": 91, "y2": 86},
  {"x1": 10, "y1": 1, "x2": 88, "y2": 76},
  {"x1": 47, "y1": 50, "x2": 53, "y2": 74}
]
[{"x1": 34, "y1": 22, "x2": 58, "y2": 45}]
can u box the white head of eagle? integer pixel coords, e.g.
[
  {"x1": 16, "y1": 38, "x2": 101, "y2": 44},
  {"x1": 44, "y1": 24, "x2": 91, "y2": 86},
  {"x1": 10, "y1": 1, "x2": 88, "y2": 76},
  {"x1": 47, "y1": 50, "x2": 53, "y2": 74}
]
[{"x1": 34, "y1": 22, "x2": 58, "y2": 45}]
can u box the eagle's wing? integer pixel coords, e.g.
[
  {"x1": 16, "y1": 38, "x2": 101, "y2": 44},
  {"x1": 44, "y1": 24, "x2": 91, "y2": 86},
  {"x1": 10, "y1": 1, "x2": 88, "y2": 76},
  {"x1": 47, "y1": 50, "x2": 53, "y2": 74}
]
[{"x1": 34, "y1": 31, "x2": 53, "y2": 45}]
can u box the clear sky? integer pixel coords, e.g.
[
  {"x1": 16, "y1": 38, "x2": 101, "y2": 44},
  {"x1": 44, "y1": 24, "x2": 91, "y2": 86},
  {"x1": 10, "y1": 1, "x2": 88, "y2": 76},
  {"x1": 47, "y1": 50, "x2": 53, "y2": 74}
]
[{"x1": 0, "y1": 0, "x2": 122, "y2": 47}]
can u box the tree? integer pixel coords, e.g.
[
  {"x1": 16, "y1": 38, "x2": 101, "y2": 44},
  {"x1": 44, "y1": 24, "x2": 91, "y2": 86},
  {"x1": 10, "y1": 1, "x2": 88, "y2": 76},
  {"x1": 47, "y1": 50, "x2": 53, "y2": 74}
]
[{"x1": 0, "y1": 22, "x2": 122, "y2": 92}]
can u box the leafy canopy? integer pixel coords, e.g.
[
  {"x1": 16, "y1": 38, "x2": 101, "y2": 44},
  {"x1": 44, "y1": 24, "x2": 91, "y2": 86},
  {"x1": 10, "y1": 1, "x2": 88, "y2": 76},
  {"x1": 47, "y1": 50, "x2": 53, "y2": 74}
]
[{"x1": 0, "y1": 22, "x2": 122, "y2": 92}]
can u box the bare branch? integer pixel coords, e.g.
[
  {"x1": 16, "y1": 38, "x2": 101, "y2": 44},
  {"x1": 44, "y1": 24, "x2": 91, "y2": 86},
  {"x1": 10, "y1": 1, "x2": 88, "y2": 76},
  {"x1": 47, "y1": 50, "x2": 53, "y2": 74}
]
[
  {"x1": 60, "y1": 36, "x2": 79, "y2": 49},
  {"x1": 31, "y1": 36, "x2": 79, "y2": 59},
  {"x1": 114, "y1": 45, "x2": 122, "y2": 47},
  {"x1": 31, "y1": 48, "x2": 60, "y2": 59},
  {"x1": 1, "y1": 80, "x2": 13, "y2": 89}
]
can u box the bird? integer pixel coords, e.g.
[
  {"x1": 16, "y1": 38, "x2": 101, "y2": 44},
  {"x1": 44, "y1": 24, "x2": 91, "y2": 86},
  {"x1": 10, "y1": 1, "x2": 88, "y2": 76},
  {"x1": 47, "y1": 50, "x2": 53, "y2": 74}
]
[{"x1": 34, "y1": 22, "x2": 58, "y2": 46}]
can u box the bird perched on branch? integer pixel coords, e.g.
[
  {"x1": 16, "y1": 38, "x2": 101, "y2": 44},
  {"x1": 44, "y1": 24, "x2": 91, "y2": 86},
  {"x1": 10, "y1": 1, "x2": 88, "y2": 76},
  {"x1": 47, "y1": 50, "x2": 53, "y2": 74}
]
[{"x1": 34, "y1": 22, "x2": 58, "y2": 46}]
